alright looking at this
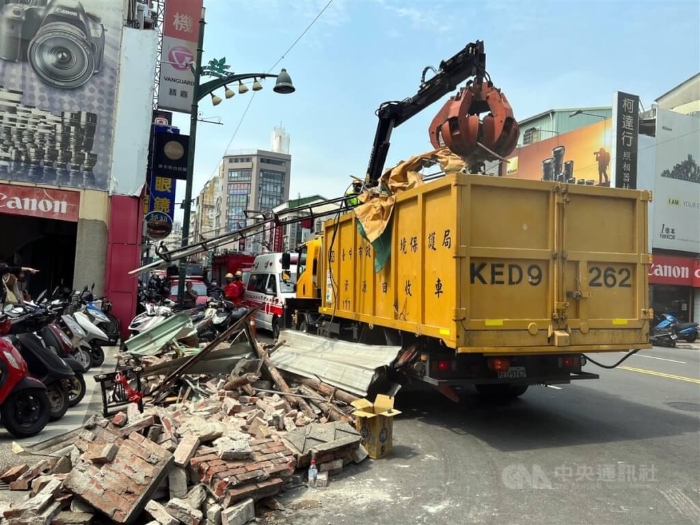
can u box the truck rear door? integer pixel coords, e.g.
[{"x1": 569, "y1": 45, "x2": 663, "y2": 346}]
[{"x1": 557, "y1": 184, "x2": 651, "y2": 349}]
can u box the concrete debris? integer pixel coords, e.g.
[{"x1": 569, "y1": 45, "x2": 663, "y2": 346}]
[{"x1": 0, "y1": 337, "x2": 375, "y2": 524}]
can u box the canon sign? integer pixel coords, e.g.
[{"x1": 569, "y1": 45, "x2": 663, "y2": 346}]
[
  {"x1": 0, "y1": 184, "x2": 80, "y2": 222},
  {"x1": 648, "y1": 255, "x2": 700, "y2": 288}
]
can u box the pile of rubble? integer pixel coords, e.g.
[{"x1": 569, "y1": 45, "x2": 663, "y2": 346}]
[
  {"x1": 1, "y1": 331, "x2": 371, "y2": 525},
  {"x1": 2, "y1": 390, "x2": 367, "y2": 524}
]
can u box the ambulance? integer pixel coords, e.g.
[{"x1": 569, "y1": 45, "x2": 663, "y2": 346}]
[{"x1": 244, "y1": 252, "x2": 298, "y2": 339}]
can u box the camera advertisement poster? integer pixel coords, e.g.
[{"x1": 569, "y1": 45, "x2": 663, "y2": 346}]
[
  {"x1": 651, "y1": 108, "x2": 700, "y2": 253},
  {"x1": 501, "y1": 119, "x2": 614, "y2": 187},
  {"x1": 0, "y1": 0, "x2": 124, "y2": 191}
]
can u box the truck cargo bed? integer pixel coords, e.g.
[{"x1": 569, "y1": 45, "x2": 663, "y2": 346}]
[{"x1": 319, "y1": 174, "x2": 652, "y2": 354}]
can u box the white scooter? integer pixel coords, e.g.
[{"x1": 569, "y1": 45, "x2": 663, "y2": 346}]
[{"x1": 72, "y1": 311, "x2": 109, "y2": 367}]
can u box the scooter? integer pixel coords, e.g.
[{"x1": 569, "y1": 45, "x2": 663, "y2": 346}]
[
  {"x1": 650, "y1": 328, "x2": 677, "y2": 348},
  {"x1": 36, "y1": 324, "x2": 87, "y2": 407},
  {"x1": 655, "y1": 312, "x2": 698, "y2": 343},
  {"x1": 4, "y1": 332, "x2": 75, "y2": 421},
  {"x1": 196, "y1": 299, "x2": 248, "y2": 342},
  {"x1": 72, "y1": 311, "x2": 109, "y2": 367},
  {"x1": 0, "y1": 335, "x2": 51, "y2": 438}
]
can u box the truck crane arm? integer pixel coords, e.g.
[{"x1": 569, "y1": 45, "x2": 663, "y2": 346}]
[
  {"x1": 365, "y1": 40, "x2": 519, "y2": 184},
  {"x1": 365, "y1": 41, "x2": 486, "y2": 186}
]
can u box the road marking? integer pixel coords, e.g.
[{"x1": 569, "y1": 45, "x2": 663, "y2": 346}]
[
  {"x1": 634, "y1": 354, "x2": 686, "y2": 364},
  {"x1": 661, "y1": 488, "x2": 700, "y2": 522},
  {"x1": 544, "y1": 385, "x2": 562, "y2": 390},
  {"x1": 618, "y1": 366, "x2": 700, "y2": 384}
]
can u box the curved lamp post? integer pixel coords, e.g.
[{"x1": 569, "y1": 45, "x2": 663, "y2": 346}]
[{"x1": 177, "y1": 7, "x2": 295, "y2": 303}]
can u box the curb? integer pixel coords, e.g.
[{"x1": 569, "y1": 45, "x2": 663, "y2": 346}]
[{"x1": 676, "y1": 343, "x2": 700, "y2": 350}]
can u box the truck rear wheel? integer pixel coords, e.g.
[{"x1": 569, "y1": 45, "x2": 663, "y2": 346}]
[{"x1": 475, "y1": 384, "x2": 528, "y2": 400}]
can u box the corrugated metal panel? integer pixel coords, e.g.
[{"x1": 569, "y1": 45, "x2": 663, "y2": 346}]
[
  {"x1": 270, "y1": 330, "x2": 400, "y2": 396},
  {"x1": 124, "y1": 313, "x2": 191, "y2": 355}
]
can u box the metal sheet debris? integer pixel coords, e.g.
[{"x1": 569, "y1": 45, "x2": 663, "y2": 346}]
[{"x1": 270, "y1": 330, "x2": 401, "y2": 396}]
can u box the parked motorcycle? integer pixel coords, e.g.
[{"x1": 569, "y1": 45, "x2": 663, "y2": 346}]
[
  {"x1": 4, "y1": 333, "x2": 75, "y2": 421},
  {"x1": 649, "y1": 328, "x2": 677, "y2": 348},
  {"x1": 654, "y1": 312, "x2": 698, "y2": 343},
  {"x1": 196, "y1": 299, "x2": 248, "y2": 342},
  {"x1": 35, "y1": 325, "x2": 87, "y2": 407},
  {"x1": 0, "y1": 333, "x2": 51, "y2": 438}
]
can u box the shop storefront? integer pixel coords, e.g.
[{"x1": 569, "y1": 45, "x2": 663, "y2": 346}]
[
  {"x1": 649, "y1": 254, "x2": 700, "y2": 323},
  {"x1": 0, "y1": 184, "x2": 80, "y2": 298}
]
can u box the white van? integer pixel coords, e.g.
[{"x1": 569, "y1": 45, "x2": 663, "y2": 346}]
[{"x1": 244, "y1": 253, "x2": 298, "y2": 339}]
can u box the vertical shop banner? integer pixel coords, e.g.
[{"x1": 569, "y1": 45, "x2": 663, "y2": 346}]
[
  {"x1": 147, "y1": 172, "x2": 176, "y2": 219},
  {"x1": 158, "y1": 0, "x2": 204, "y2": 113},
  {"x1": 0, "y1": 0, "x2": 125, "y2": 191},
  {"x1": 610, "y1": 91, "x2": 640, "y2": 189}
]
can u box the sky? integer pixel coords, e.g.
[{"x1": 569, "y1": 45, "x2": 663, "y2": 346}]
[{"x1": 172, "y1": 0, "x2": 700, "y2": 218}]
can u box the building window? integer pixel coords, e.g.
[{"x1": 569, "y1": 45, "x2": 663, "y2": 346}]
[
  {"x1": 258, "y1": 170, "x2": 285, "y2": 211},
  {"x1": 228, "y1": 169, "x2": 252, "y2": 181},
  {"x1": 523, "y1": 127, "x2": 540, "y2": 145},
  {"x1": 228, "y1": 182, "x2": 249, "y2": 195},
  {"x1": 261, "y1": 157, "x2": 286, "y2": 166},
  {"x1": 228, "y1": 157, "x2": 251, "y2": 164}
]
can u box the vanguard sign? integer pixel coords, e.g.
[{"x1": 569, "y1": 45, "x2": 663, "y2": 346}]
[{"x1": 157, "y1": 0, "x2": 204, "y2": 113}]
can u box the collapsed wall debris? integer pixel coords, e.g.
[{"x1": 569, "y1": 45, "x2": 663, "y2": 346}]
[{"x1": 1, "y1": 312, "x2": 380, "y2": 525}]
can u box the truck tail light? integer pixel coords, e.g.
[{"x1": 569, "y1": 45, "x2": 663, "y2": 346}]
[
  {"x1": 436, "y1": 360, "x2": 452, "y2": 372},
  {"x1": 487, "y1": 357, "x2": 510, "y2": 372},
  {"x1": 559, "y1": 356, "x2": 580, "y2": 368}
]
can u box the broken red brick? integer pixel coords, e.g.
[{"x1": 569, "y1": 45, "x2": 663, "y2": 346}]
[
  {"x1": 111, "y1": 412, "x2": 128, "y2": 428},
  {"x1": 0, "y1": 464, "x2": 28, "y2": 483},
  {"x1": 83, "y1": 443, "x2": 118, "y2": 464},
  {"x1": 173, "y1": 434, "x2": 199, "y2": 467},
  {"x1": 118, "y1": 415, "x2": 155, "y2": 437}
]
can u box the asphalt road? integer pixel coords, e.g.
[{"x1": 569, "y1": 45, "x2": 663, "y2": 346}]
[
  {"x1": 1, "y1": 337, "x2": 698, "y2": 525},
  {"x1": 278, "y1": 346, "x2": 700, "y2": 525}
]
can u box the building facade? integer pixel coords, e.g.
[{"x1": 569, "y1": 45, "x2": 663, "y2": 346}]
[
  {"x1": 221, "y1": 149, "x2": 292, "y2": 253},
  {"x1": 0, "y1": 0, "x2": 159, "y2": 314},
  {"x1": 500, "y1": 86, "x2": 700, "y2": 323}
]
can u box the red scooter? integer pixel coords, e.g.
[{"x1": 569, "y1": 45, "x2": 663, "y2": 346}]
[{"x1": 0, "y1": 317, "x2": 51, "y2": 437}]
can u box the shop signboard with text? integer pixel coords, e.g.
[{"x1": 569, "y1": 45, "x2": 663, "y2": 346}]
[
  {"x1": 157, "y1": 0, "x2": 204, "y2": 113},
  {"x1": 0, "y1": 183, "x2": 80, "y2": 222},
  {"x1": 651, "y1": 109, "x2": 700, "y2": 253},
  {"x1": 648, "y1": 255, "x2": 700, "y2": 288},
  {"x1": 610, "y1": 91, "x2": 640, "y2": 189},
  {"x1": 0, "y1": 0, "x2": 125, "y2": 191},
  {"x1": 502, "y1": 120, "x2": 613, "y2": 186}
]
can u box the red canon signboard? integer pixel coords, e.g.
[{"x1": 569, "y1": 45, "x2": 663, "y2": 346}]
[
  {"x1": 648, "y1": 254, "x2": 700, "y2": 288},
  {"x1": 0, "y1": 184, "x2": 80, "y2": 222}
]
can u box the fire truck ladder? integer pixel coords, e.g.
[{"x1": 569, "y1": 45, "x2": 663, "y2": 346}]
[{"x1": 130, "y1": 195, "x2": 351, "y2": 275}]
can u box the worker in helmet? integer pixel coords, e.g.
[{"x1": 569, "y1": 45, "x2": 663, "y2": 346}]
[
  {"x1": 224, "y1": 271, "x2": 246, "y2": 306},
  {"x1": 344, "y1": 180, "x2": 363, "y2": 208}
]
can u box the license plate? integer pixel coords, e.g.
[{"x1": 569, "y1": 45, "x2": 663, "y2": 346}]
[{"x1": 498, "y1": 367, "x2": 526, "y2": 379}]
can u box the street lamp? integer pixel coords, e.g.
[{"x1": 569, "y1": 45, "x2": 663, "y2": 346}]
[
  {"x1": 176, "y1": 7, "x2": 295, "y2": 303},
  {"x1": 569, "y1": 110, "x2": 607, "y2": 120}
]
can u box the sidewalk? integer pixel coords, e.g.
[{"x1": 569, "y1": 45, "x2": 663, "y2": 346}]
[{"x1": 676, "y1": 341, "x2": 700, "y2": 350}]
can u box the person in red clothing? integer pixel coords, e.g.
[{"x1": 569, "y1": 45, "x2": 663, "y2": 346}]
[{"x1": 223, "y1": 271, "x2": 246, "y2": 305}]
